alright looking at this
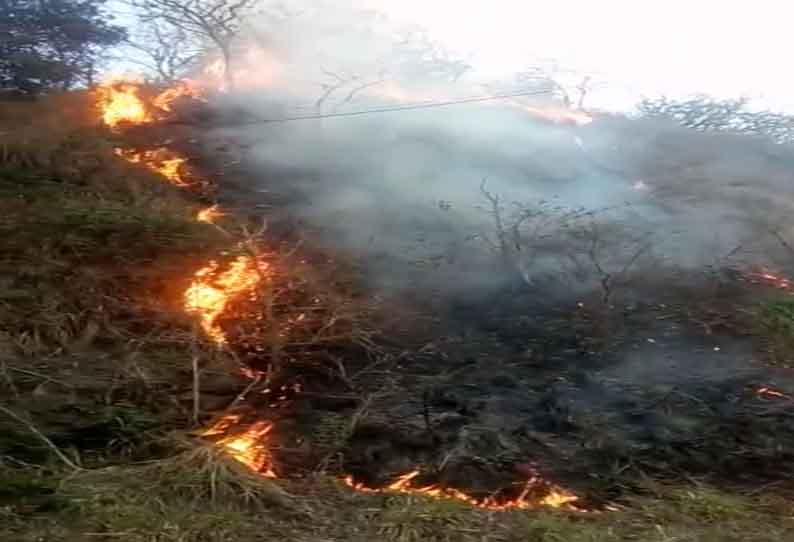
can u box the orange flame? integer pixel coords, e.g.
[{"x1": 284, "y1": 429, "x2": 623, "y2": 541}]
[
  {"x1": 342, "y1": 470, "x2": 580, "y2": 511},
  {"x1": 757, "y1": 386, "x2": 789, "y2": 399},
  {"x1": 747, "y1": 269, "x2": 794, "y2": 291},
  {"x1": 201, "y1": 415, "x2": 276, "y2": 476},
  {"x1": 98, "y1": 77, "x2": 206, "y2": 128},
  {"x1": 516, "y1": 103, "x2": 593, "y2": 126},
  {"x1": 197, "y1": 204, "x2": 224, "y2": 223},
  {"x1": 114, "y1": 148, "x2": 189, "y2": 186},
  {"x1": 97, "y1": 77, "x2": 152, "y2": 128},
  {"x1": 184, "y1": 255, "x2": 266, "y2": 344},
  {"x1": 152, "y1": 79, "x2": 205, "y2": 112}
]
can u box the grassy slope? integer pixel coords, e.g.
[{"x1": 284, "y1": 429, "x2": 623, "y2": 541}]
[{"x1": 1, "y1": 92, "x2": 793, "y2": 541}]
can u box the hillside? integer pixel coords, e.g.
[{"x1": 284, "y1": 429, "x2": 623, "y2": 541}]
[{"x1": 1, "y1": 89, "x2": 794, "y2": 542}]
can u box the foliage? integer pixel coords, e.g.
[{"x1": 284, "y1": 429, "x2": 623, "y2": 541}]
[
  {"x1": 129, "y1": 0, "x2": 257, "y2": 88},
  {"x1": 0, "y1": 0, "x2": 126, "y2": 93},
  {"x1": 636, "y1": 95, "x2": 794, "y2": 144}
]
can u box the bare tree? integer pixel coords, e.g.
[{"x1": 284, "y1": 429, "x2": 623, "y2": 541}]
[
  {"x1": 636, "y1": 95, "x2": 794, "y2": 144},
  {"x1": 130, "y1": 0, "x2": 256, "y2": 90},
  {"x1": 126, "y1": 22, "x2": 202, "y2": 82},
  {"x1": 513, "y1": 60, "x2": 604, "y2": 110}
]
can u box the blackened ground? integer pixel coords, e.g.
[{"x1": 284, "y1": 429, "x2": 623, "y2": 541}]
[
  {"x1": 186, "y1": 114, "x2": 794, "y2": 505},
  {"x1": 271, "y1": 274, "x2": 794, "y2": 506}
]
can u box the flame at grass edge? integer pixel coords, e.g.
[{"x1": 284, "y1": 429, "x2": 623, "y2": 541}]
[{"x1": 342, "y1": 470, "x2": 581, "y2": 511}]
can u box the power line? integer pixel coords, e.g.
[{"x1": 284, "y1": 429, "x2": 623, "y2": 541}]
[{"x1": 232, "y1": 89, "x2": 554, "y2": 125}]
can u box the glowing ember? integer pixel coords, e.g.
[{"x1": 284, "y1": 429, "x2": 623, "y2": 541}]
[
  {"x1": 342, "y1": 470, "x2": 580, "y2": 511},
  {"x1": 745, "y1": 269, "x2": 794, "y2": 291},
  {"x1": 197, "y1": 204, "x2": 224, "y2": 223},
  {"x1": 184, "y1": 255, "x2": 266, "y2": 344},
  {"x1": 757, "y1": 386, "x2": 790, "y2": 399},
  {"x1": 201, "y1": 416, "x2": 276, "y2": 476},
  {"x1": 97, "y1": 77, "x2": 151, "y2": 128}
]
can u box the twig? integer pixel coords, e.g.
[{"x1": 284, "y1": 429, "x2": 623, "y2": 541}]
[
  {"x1": 6, "y1": 365, "x2": 73, "y2": 389},
  {"x1": 192, "y1": 354, "x2": 201, "y2": 426},
  {"x1": 0, "y1": 404, "x2": 82, "y2": 471}
]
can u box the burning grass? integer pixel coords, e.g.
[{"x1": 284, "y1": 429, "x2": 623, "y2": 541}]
[{"x1": 3, "y1": 88, "x2": 794, "y2": 541}]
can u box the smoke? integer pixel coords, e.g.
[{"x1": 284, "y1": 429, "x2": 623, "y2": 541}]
[{"x1": 209, "y1": 1, "x2": 794, "y2": 301}]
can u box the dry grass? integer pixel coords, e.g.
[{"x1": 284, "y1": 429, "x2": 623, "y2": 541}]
[{"x1": 2, "y1": 91, "x2": 793, "y2": 542}]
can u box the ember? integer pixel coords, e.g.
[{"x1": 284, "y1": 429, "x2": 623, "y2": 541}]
[
  {"x1": 184, "y1": 255, "x2": 267, "y2": 344},
  {"x1": 744, "y1": 269, "x2": 794, "y2": 291},
  {"x1": 342, "y1": 470, "x2": 580, "y2": 511},
  {"x1": 756, "y1": 386, "x2": 790, "y2": 399}
]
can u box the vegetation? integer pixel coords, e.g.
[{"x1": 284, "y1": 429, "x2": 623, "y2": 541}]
[
  {"x1": 1, "y1": 87, "x2": 793, "y2": 542},
  {"x1": 636, "y1": 95, "x2": 794, "y2": 144},
  {"x1": 0, "y1": 0, "x2": 126, "y2": 93}
]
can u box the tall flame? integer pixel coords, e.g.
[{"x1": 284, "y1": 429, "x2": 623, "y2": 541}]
[
  {"x1": 98, "y1": 76, "x2": 205, "y2": 129},
  {"x1": 97, "y1": 78, "x2": 151, "y2": 128},
  {"x1": 184, "y1": 255, "x2": 266, "y2": 344}
]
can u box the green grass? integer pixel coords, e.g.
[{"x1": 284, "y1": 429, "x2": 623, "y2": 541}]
[{"x1": 755, "y1": 299, "x2": 794, "y2": 367}]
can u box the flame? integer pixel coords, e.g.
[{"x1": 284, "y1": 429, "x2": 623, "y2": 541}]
[
  {"x1": 200, "y1": 46, "x2": 281, "y2": 93},
  {"x1": 757, "y1": 386, "x2": 789, "y2": 399},
  {"x1": 184, "y1": 255, "x2": 266, "y2": 344},
  {"x1": 744, "y1": 268, "x2": 794, "y2": 291},
  {"x1": 201, "y1": 415, "x2": 276, "y2": 476},
  {"x1": 97, "y1": 77, "x2": 152, "y2": 128},
  {"x1": 197, "y1": 204, "x2": 224, "y2": 223},
  {"x1": 152, "y1": 79, "x2": 205, "y2": 112},
  {"x1": 98, "y1": 76, "x2": 206, "y2": 129},
  {"x1": 115, "y1": 148, "x2": 189, "y2": 186},
  {"x1": 342, "y1": 470, "x2": 580, "y2": 511},
  {"x1": 516, "y1": 104, "x2": 593, "y2": 126}
]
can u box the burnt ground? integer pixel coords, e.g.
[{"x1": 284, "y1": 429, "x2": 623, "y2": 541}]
[{"x1": 168, "y1": 122, "x2": 794, "y2": 510}]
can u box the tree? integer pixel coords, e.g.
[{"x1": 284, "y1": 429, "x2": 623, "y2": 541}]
[
  {"x1": 636, "y1": 95, "x2": 794, "y2": 144},
  {"x1": 125, "y1": 21, "x2": 202, "y2": 82},
  {"x1": 0, "y1": 0, "x2": 126, "y2": 94},
  {"x1": 130, "y1": 0, "x2": 256, "y2": 90},
  {"x1": 515, "y1": 60, "x2": 602, "y2": 110}
]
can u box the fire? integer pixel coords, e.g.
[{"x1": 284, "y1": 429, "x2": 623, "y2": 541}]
[
  {"x1": 746, "y1": 269, "x2": 794, "y2": 291},
  {"x1": 517, "y1": 104, "x2": 593, "y2": 126},
  {"x1": 152, "y1": 79, "x2": 205, "y2": 112},
  {"x1": 342, "y1": 470, "x2": 580, "y2": 511},
  {"x1": 114, "y1": 148, "x2": 189, "y2": 186},
  {"x1": 197, "y1": 204, "x2": 224, "y2": 223},
  {"x1": 98, "y1": 76, "x2": 206, "y2": 129},
  {"x1": 201, "y1": 415, "x2": 276, "y2": 476},
  {"x1": 756, "y1": 386, "x2": 789, "y2": 399},
  {"x1": 184, "y1": 255, "x2": 266, "y2": 344},
  {"x1": 97, "y1": 77, "x2": 151, "y2": 128}
]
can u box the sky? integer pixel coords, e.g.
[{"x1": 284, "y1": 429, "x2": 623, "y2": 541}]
[
  {"x1": 361, "y1": 0, "x2": 793, "y2": 111},
  {"x1": 108, "y1": 0, "x2": 793, "y2": 112}
]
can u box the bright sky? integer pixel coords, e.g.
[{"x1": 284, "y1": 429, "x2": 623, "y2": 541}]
[{"x1": 364, "y1": 0, "x2": 793, "y2": 111}]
